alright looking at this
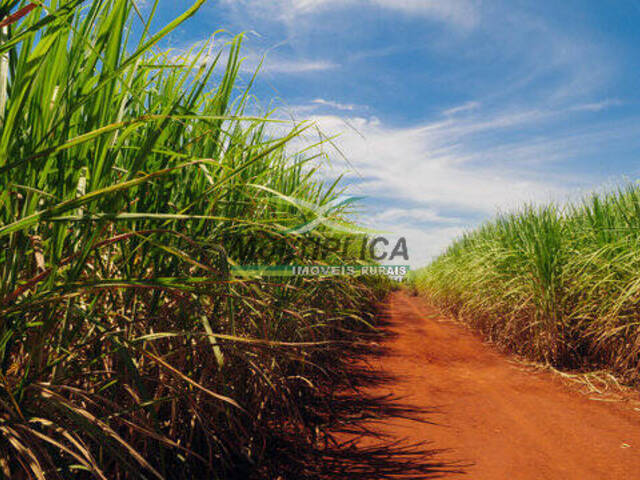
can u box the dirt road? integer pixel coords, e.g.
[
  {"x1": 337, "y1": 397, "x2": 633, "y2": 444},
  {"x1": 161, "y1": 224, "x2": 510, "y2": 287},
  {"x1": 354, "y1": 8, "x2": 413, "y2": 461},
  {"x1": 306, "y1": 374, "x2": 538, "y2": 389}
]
[{"x1": 366, "y1": 291, "x2": 640, "y2": 479}]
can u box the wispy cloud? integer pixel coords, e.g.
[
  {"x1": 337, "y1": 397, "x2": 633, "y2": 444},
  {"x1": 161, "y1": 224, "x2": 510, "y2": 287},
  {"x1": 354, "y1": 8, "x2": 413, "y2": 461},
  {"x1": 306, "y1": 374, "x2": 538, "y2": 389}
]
[
  {"x1": 311, "y1": 98, "x2": 357, "y2": 111},
  {"x1": 570, "y1": 99, "x2": 623, "y2": 112},
  {"x1": 443, "y1": 101, "x2": 481, "y2": 116},
  {"x1": 199, "y1": 0, "x2": 639, "y2": 267},
  {"x1": 296, "y1": 109, "x2": 570, "y2": 213},
  {"x1": 259, "y1": 57, "x2": 338, "y2": 74},
  {"x1": 371, "y1": 207, "x2": 462, "y2": 225},
  {"x1": 170, "y1": 38, "x2": 338, "y2": 76},
  {"x1": 281, "y1": 99, "x2": 640, "y2": 264},
  {"x1": 220, "y1": 0, "x2": 480, "y2": 29},
  {"x1": 370, "y1": 0, "x2": 480, "y2": 28}
]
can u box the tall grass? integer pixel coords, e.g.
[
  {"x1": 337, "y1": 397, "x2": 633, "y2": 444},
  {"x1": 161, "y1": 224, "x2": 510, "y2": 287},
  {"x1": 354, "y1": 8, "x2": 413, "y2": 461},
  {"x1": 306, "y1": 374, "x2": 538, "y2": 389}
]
[
  {"x1": 411, "y1": 185, "x2": 640, "y2": 384},
  {"x1": 0, "y1": 1, "x2": 387, "y2": 478}
]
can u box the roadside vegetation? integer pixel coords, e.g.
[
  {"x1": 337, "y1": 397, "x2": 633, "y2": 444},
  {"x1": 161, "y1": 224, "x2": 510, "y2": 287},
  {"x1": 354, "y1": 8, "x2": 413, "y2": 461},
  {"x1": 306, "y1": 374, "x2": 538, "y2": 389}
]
[
  {"x1": 0, "y1": 1, "x2": 391, "y2": 478},
  {"x1": 411, "y1": 185, "x2": 640, "y2": 386}
]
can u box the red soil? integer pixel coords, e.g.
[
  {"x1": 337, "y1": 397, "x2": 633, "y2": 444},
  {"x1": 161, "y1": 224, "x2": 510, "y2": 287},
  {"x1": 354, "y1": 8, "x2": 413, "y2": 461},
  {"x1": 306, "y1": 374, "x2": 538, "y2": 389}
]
[{"x1": 364, "y1": 291, "x2": 640, "y2": 479}]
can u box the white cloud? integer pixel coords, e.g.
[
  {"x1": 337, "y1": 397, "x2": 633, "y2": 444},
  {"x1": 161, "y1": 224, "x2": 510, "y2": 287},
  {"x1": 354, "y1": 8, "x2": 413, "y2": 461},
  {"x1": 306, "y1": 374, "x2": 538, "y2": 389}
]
[
  {"x1": 443, "y1": 101, "x2": 481, "y2": 116},
  {"x1": 277, "y1": 100, "x2": 640, "y2": 266},
  {"x1": 570, "y1": 99, "x2": 622, "y2": 112},
  {"x1": 205, "y1": 0, "x2": 631, "y2": 268},
  {"x1": 370, "y1": 0, "x2": 479, "y2": 28},
  {"x1": 220, "y1": 0, "x2": 480, "y2": 29},
  {"x1": 259, "y1": 58, "x2": 338, "y2": 74},
  {"x1": 295, "y1": 112, "x2": 560, "y2": 213},
  {"x1": 371, "y1": 207, "x2": 462, "y2": 225},
  {"x1": 311, "y1": 98, "x2": 357, "y2": 111},
  {"x1": 171, "y1": 39, "x2": 337, "y2": 76}
]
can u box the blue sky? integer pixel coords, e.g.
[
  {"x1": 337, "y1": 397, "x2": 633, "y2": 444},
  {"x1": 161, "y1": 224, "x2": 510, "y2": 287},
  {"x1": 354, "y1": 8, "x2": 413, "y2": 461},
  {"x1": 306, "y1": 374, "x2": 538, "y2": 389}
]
[{"x1": 149, "y1": 0, "x2": 640, "y2": 267}]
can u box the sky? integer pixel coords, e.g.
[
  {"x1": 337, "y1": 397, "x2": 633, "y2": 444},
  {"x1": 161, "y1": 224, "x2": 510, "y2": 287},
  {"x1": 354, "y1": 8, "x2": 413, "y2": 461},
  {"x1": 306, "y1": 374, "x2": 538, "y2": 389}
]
[{"x1": 146, "y1": 0, "x2": 640, "y2": 268}]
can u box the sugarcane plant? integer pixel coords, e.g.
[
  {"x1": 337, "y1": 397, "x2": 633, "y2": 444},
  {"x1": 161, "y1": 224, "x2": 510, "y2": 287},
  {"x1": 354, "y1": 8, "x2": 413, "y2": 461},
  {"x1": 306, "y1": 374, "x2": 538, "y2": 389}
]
[{"x1": 0, "y1": 1, "x2": 385, "y2": 478}]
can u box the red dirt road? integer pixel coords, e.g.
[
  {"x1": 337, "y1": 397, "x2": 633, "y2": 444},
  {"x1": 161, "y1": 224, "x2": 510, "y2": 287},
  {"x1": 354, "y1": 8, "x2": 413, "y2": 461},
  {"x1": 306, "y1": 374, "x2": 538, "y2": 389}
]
[{"x1": 368, "y1": 291, "x2": 640, "y2": 479}]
